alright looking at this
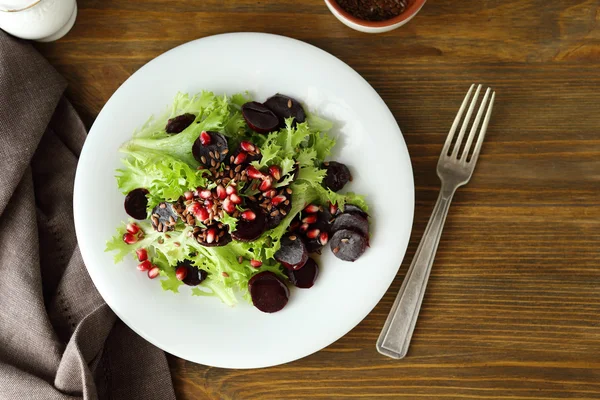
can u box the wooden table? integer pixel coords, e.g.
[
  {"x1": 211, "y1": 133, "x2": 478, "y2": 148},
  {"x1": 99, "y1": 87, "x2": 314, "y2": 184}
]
[{"x1": 36, "y1": 0, "x2": 600, "y2": 398}]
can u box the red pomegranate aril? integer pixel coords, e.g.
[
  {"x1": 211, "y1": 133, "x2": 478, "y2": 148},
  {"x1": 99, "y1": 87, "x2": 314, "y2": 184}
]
[
  {"x1": 204, "y1": 199, "x2": 214, "y2": 209},
  {"x1": 123, "y1": 232, "x2": 137, "y2": 244},
  {"x1": 222, "y1": 198, "x2": 235, "y2": 213},
  {"x1": 304, "y1": 204, "x2": 319, "y2": 214},
  {"x1": 259, "y1": 176, "x2": 273, "y2": 191},
  {"x1": 137, "y1": 260, "x2": 152, "y2": 271},
  {"x1": 306, "y1": 228, "x2": 320, "y2": 239},
  {"x1": 302, "y1": 214, "x2": 318, "y2": 224},
  {"x1": 271, "y1": 195, "x2": 286, "y2": 206},
  {"x1": 136, "y1": 248, "x2": 148, "y2": 261},
  {"x1": 229, "y1": 193, "x2": 242, "y2": 204},
  {"x1": 199, "y1": 189, "x2": 212, "y2": 199},
  {"x1": 175, "y1": 266, "x2": 188, "y2": 281},
  {"x1": 250, "y1": 259, "x2": 263, "y2": 268},
  {"x1": 240, "y1": 141, "x2": 256, "y2": 152},
  {"x1": 319, "y1": 232, "x2": 329, "y2": 245},
  {"x1": 234, "y1": 152, "x2": 248, "y2": 165},
  {"x1": 246, "y1": 166, "x2": 263, "y2": 179},
  {"x1": 329, "y1": 202, "x2": 338, "y2": 215},
  {"x1": 300, "y1": 223, "x2": 309, "y2": 232},
  {"x1": 263, "y1": 189, "x2": 277, "y2": 198},
  {"x1": 241, "y1": 210, "x2": 256, "y2": 221},
  {"x1": 226, "y1": 185, "x2": 236, "y2": 195},
  {"x1": 126, "y1": 222, "x2": 140, "y2": 234},
  {"x1": 216, "y1": 185, "x2": 227, "y2": 200},
  {"x1": 200, "y1": 131, "x2": 212, "y2": 146},
  {"x1": 148, "y1": 266, "x2": 160, "y2": 279},
  {"x1": 268, "y1": 165, "x2": 281, "y2": 180},
  {"x1": 184, "y1": 190, "x2": 194, "y2": 200},
  {"x1": 206, "y1": 228, "x2": 217, "y2": 244},
  {"x1": 195, "y1": 206, "x2": 210, "y2": 221}
]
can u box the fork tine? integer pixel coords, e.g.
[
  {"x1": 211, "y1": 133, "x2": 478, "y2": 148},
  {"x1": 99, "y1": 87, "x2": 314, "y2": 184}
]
[
  {"x1": 441, "y1": 84, "x2": 474, "y2": 157},
  {"x1": 470, "y1": 91, "x2": 495, "y2": 164},
  {"x1": 451, "y1": 84, "x2": 482, "y2": 158},
  {"x1": 460, "y1": 87, "x2": 491, "y2": 162}
]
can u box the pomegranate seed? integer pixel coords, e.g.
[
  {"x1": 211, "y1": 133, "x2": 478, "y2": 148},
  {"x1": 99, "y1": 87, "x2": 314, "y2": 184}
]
[
  {"x1": 319, "y1": 232, "x2": 329, "y2": 245},
  {"x1": 302, "y1": 214, "x2": 318, "y2": 224},
  {"x1": 137, "y1": 260, "x2": 152, "y2": 271},
  {"x1": 199, "y1": 189, "x2": 212, "y2": 199},
  {"x1": 259, "y1": 176, "x2": 273, "y2": 191},
  {"x1": 200, "y1": 131, "x2": 211, "y2": 146},
  {"x1": 246, "y1": 166, "x2": 263, "y2": 179},
  {"x1": 229, "y1": 193, "x2": 242, "y2": 204},
  {"x1": 271, "y1": 195, "x2": 286, "y2": 206},
  {"x1": 222, "y1": 198, "x2": 235, "y2": 213},
  {"x1": 136, "y1": 248, "x2": 148, "y2": 261},
  {"x1": 329, "y1": 202, "x2": 338, "y2": 215},
  {"x1": 240, "y1": 141, "x2": 256, "y2": 152},
  {"x1": 250, "y1": 259, "x2": 263, "y2": 268},
  {"x1": 126, "y1": 223, "x2": 140, "y2": 234},
  {"x1": 268, "y1": 165, "x2": 281, "y2": 180},
  {"x1": 300, "y1": 223, "x2": 309, "y2": 232},
  {"x1": 216, "y1": 185, "x2": 227, "y2": 200},
  {"x1": 263, "y1": 189, "x2": 277, "y2": 198},
  {"x1": 241, "y1": 210, "x2": 256, "y2": 221},
  {"x1": 148, "y1": 266, "x2": 160, "y2": 279},
  {"x1": 304, "y1": 204, "x2": 319, "y2": 213},
  {"x1": 234, "y1": 152, "x2": 248, "y2": 165},
  {"x1": 206, "y1": 228, "x2": 216, "y2": 244},
  {"x1": 175, "y1": 266, "x2": 188, "y2": 281},
  {"x1": 204, "y1": 199, "x2": 214, "y2": 209},
  {"x1": 306, "y1": 228, "x2": 320, "y2": 239},
  {"x1": 123, "y1": 232, "x2": 137, "y2": 244},
  {"x1": 195, "y1": 206, "x2": 210, "y2": 221},
  {"x1": 226, "y1": 185, "x2": 236, "y2": 195}
]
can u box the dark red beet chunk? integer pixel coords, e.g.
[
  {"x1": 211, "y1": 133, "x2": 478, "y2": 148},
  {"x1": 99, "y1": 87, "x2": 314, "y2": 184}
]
[
  {"x1": 264, "y1": 94, "x2": 306, "y2": 128},
  {"x1": 299, "y1": 210, "x2": 332, "y2": 253},
  {"x1": 241, "y1": 102, "x2": 279, "y2": 133},
  {"x1": 150, "y1": 202, "x2": 178, "y2": 232},
  {"x1": 286, "y1": 257, "x2": 319, "y2": 289},
  {"x1": 265, "y1": 187, "x2": 293, "y2": 230},
  {"x1": 332, "y1": 213, "x2": 369, "y2": 236},
  {"x1": 165, "y1": 113, "x2": 196, "y2": 134},
  {"x1": 124, "y1": 188, "x2": 149, "y2": 220},
  {"x1": 231, "y1": 205, "x2": 267, "y2": 242},
  {"x1": 249, "y1": 271, "x2": 289, "y2": 313},
  {"x1": 176, "y1": 260, "x2": 208, "y2": 286},
  {"x1": 342, "y1": 204, "x2": 368, "y2": 219},
  {"x1": 194, "y1": 223, "x2": 232, "y2": 247},
  {"x1": 192, "y1": 131, "x2": 229, "y2": 167},
  {"x1": 274, "y1": 234, "x2": 308, "y2": 270},
  {"x1": 330, "y1": 229, "x2": 368, "y2": 262},
  {"x1": 323, "y1": 161, "x2": 352, "y2": 192}
]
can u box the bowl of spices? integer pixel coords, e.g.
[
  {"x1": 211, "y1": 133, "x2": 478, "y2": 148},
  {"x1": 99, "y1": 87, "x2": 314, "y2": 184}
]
[{"x1": 324, "y1": 0, "x2": 426, "y2": 33}]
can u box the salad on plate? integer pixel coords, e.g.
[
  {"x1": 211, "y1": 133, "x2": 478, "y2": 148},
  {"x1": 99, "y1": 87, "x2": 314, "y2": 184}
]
[{"x1": 106, "y1": 91, "x2": 371, "y2": 313}]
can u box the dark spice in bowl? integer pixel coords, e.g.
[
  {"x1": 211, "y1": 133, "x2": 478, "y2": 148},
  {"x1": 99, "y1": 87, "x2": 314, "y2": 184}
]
[{"x1": 336, "y1": 0, "x2": 409, "y2": 22}]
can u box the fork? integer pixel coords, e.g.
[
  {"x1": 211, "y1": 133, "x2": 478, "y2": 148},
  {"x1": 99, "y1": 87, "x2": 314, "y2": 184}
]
[{"x1": 376, "y1": 84, "x2": 496, "y2": 359}]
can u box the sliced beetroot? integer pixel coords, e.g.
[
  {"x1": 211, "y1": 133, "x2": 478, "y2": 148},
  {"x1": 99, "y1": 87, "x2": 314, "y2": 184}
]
[
  {"x1": 286, "y1": 257, "x2": 319, "y2": 289},
  {"x1": 165, "y1": 113, "x2": 196, "y2": 134},
  {"x1": 241, "y1": 102, "x2": 279, "y2": 134},
  {"x1": 264, "y1": 94, "x2": 306, "y2": 128},
  {"x1": 150, "y1": 202, "x2": 178, "y2": 232},
  {"x1": 274, "y1": 234, "x2": 308, "y2": 270},
  {"x1": 248, "y1": 271, "x2": 289, "y2": 313},
  {"x1": 231, "y1": 204, "x2": 267, "y2": 242},
  {"x1": 330, "y1": 229, "x2": 368, "y2": 262},
  {"x1": 124, "y1": 188, "x2": 149, "y2": 220},
  {"x1": 194, "y1": 223, "x2": 232, "y2": 247},
  {"x1": 323, "y1": 161, "x2": 352, "y2": 192},
  {"x1": 265, "y1": 187, "x2": 293, "y2": 230},
  {"x1": 331, "y1": 213, "x2": 369, "y2": 236},
  {"x1": 176, "y1": 260, "x2": 208, "y2": 286},
  {"x1": 192, "y1": 131, "x2": 229, "y2": 167},
  {"x1": 342, "y1": 204, "x2": 368, "y2": 219},
  {"x1": 300, "y1": 210, "x2": 332, "y2": 253}
]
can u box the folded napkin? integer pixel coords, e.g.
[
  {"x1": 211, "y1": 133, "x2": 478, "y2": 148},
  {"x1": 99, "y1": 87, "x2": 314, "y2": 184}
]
[{"x1": 0, "y1": 31, "x2": 176, "y2": 400}]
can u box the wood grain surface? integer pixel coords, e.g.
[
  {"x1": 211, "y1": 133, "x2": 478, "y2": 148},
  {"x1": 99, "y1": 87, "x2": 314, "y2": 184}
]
[{"x1": 35, "y1": 0, "x2": 600, "y2": 398}]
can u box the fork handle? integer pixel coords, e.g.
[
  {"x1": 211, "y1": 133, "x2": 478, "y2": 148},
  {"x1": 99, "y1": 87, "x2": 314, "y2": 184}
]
[{"x1": 376, "y1": 183, "x2": 456, "y2": 359}]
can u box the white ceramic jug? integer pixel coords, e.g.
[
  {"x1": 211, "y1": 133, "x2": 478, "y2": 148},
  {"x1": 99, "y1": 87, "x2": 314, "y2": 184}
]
[{"x1": 0, "y1": 0, "x2": 77, "y2": 42}]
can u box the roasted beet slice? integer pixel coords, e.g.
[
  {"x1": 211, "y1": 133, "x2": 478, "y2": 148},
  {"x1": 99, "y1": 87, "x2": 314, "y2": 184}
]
[
  {"x1": 265, "y1": 187, "x2": 293, "y2": 230},
  {"x1": 165, "y1": 113, "x2": 196, "y2": 134},
  {"x1": 249, "y1": 271, "x2": 289, "y2": 313},
  {"x1": 330, "y1": 229, "x2": 368, "y2": 262},
  {"x1": 176, "y1": 260, "x2": 208, "y2": 286},
  {"x1": 332, "y1": 213, "x2": 369, "y2": 236},
  {"x1": 241, "y1": 102, "x2": 279, "y2": 133},
  {"x1": 323, "y1": 161, "x2": 352, "y2": 192},
  {"x1": 342, "y1": 204, "x2": 368, "y2": 219},
  {"x1": 194, "y1": 223, "x2": 232, "y2": 247},
  {"x1": 150, "y1": 202, "x2": 178, "y2": 232},
  {"x1": 192, "y1": 131, "x2": 229, "y2": 167},
  {"x1": 286, "y1": 257, "x2": 319, "y2": 289},
  {"x1": 231, "y1": 205, "x2": 267, "y2": 242},
  {"x1": 274, "y1": 234, "x2": 308, "y2": 270},
  {"x1": 124, "y1": 188, "x2": 149, "y2": 220},
  {"x1": 300, "y1": 210, "x2": 332, "y2": 253},
  {"x1": 264, "y1": 94, "x2": 306, "y2": 128}
]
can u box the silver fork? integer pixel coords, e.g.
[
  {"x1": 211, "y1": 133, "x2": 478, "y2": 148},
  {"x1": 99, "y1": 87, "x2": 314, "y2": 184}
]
[{"x1": 376, "y1": 84, "x2": 496, "y2": 359}]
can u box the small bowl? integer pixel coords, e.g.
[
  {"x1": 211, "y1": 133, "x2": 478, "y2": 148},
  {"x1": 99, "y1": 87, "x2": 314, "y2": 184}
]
[{"x1": 324, "y1": 0, "x2": 426, "y2": 33}]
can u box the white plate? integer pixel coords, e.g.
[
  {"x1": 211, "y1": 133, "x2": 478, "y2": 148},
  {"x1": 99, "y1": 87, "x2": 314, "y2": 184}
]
[{"x1": 74, "y1": 33, "x2": 414, "y2": 369}]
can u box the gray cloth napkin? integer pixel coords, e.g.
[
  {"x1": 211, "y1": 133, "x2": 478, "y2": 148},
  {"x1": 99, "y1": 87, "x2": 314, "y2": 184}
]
[{"x1": 0, "y1": 31, "x2": 176, "y2": 400}]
